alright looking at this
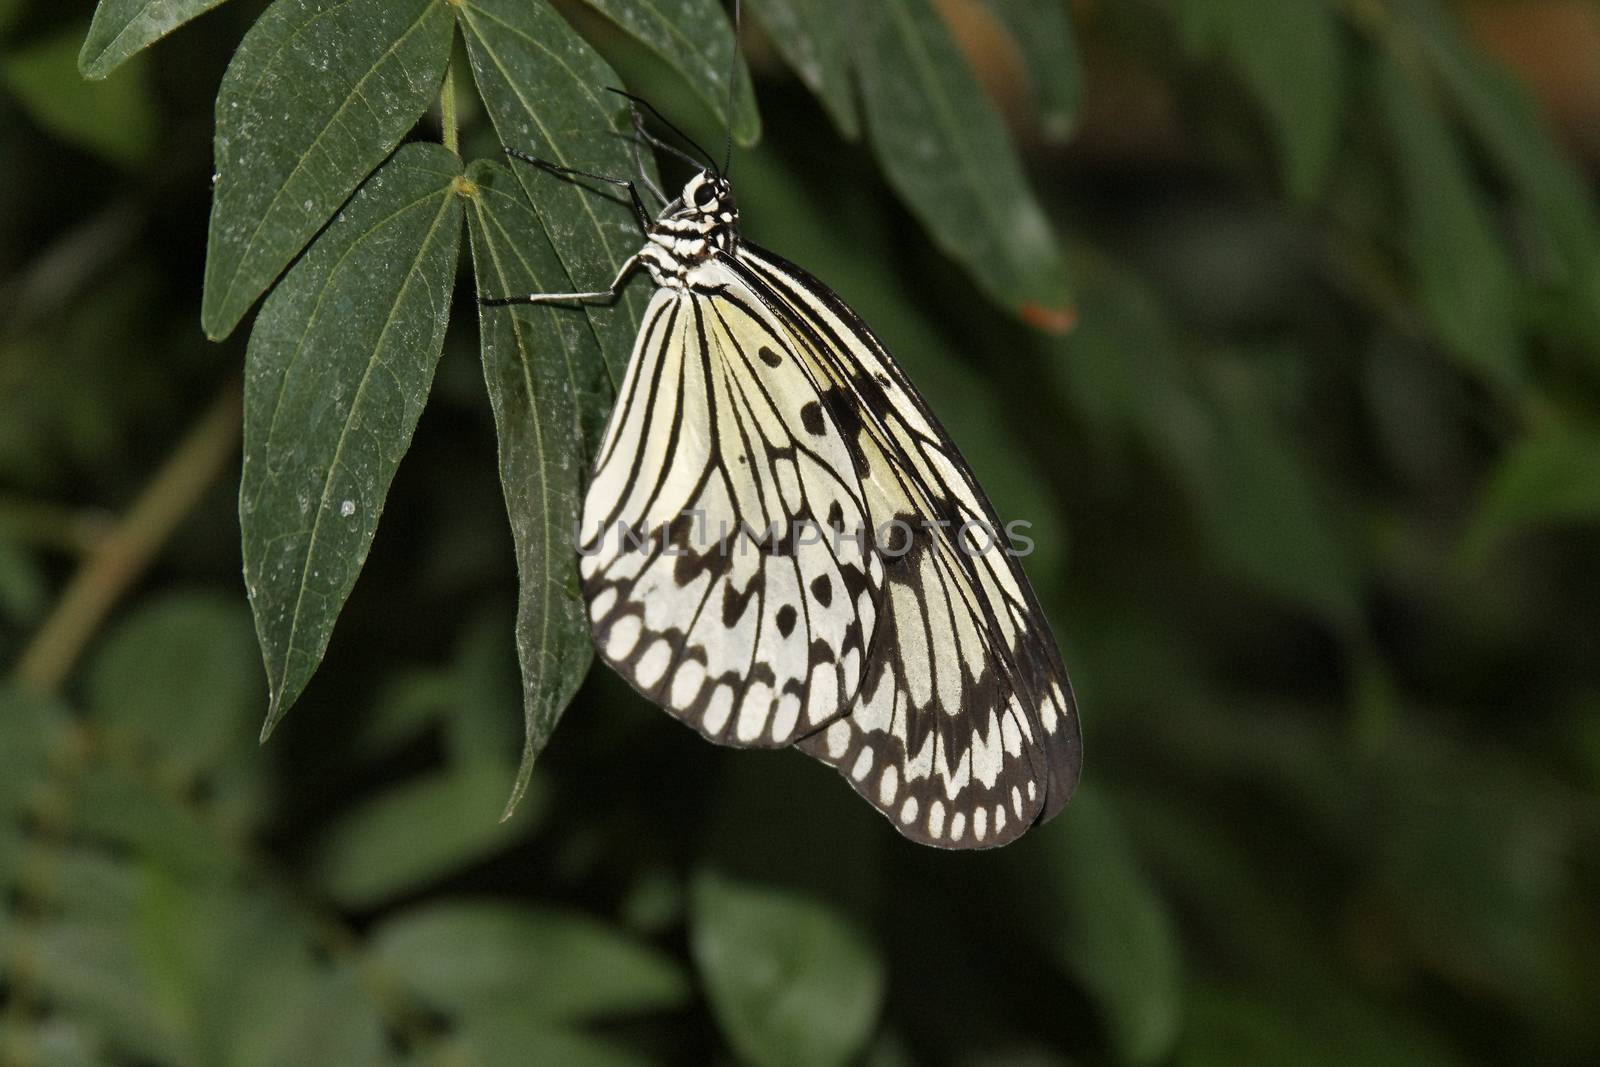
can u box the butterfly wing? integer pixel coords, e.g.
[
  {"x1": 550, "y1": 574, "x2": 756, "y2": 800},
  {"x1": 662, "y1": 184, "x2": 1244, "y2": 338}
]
[
  {"x1": 723, "y1": 243, "x2": 1083, "y2": 848},
  {"x1": 581, "y1": 276, "x2": 883, "y2": 747}
]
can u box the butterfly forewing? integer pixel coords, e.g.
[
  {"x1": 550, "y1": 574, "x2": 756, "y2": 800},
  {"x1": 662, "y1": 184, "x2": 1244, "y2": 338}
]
[{"x1": 581, "y1": 269, "x2": 883, "y2": 749}]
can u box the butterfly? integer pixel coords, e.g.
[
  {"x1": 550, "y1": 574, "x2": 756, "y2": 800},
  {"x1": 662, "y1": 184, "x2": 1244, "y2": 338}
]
[{"x1": 483, "y1": 17, "x2": 1081, "y2": 849}]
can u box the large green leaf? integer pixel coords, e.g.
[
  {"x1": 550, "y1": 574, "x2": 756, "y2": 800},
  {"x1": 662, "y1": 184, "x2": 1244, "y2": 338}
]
[
  {"x1": 1173, "y1": 0, "x2": 1347, "y2": 201},
  {"x1": 691, "y1": 872, "x2": 884, "y2": 1067},
  {"x1": 79, "y1": 0, "x2": 234, "y2": 79},
  {"x1": 1, "y1": 30, "x2": 158, "y2": 168},
  {"x1": 371, "y1": 901, "x2": 690, "y2": 1020},
  {"x1": 575, "y1": 0, "x2": 759, "y2": 146},
  {"x1": 466, "y1": 159, "x2": 604, "y2": 814},
  {"x1": 746, "y1": 0, "x2": 858, "y2": 138},
  {"x1": 304, "y1": 763, "x2": 541, "y2": 908},
  {"x1": 456, "y1": 0, "x2": 658, "y2": 382},
  {"x1": 1374, "y1": 50, "x2": 1523, "y2": 386},
  {"x1": 83, "y1": 593, "x2": 262, "y2": 784},
  {"x1": 451, "y1": 1018, "x2": 657, "y2": 1067},
  {"x1": 854, "y1": 0, "x2": 1072, "y2": 330},
  {"x1": 1030, "y1": 785, "x2": 1185, "y2": 1066},
  {"x1": 202, "y1": 0, "x2": 454, "y2": 340},
  {"x1": 1465, "y1": 421, "x2": 1600, "y2": 562},
  {"x1": 240, "y1": 143, "x2": 463, "y2": 733},
  {"x1": 981, "y1": 0, "x2": 1083, "y2": 141}
]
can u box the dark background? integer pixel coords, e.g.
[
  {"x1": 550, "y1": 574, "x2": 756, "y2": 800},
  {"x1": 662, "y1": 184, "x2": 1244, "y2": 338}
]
[{"x1": 2, "y1": 1, "x2": 1598, "y2": 1064}]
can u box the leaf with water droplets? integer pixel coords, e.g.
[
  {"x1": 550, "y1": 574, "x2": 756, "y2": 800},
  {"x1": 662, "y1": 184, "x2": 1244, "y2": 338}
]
[
  {"x1": 854, "y1": 0, "x2": 1073, "y2": 328},
  {"x1": 79, "y1": 0, "x2": 235, "y2": 79},
  {"x1": 241, "y1": 143, "x2": 463, "y2": 736},
  {"x1": 455, "y1": 0, "x2": 658, "y2": 383},
  {"x1": 465, "y1": 160, "x2": 603, "y2": 816},
  {"x1": 202, "y1": 0, "x2": 453, "y2": 341},
  {"x1": 575, "y1": 0, "x2": 759, "y2": 147}
]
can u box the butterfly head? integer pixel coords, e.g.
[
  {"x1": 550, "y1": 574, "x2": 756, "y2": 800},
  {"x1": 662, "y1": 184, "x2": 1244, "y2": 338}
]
[
  {"x1": 678, "y1": 170, "x2": 737, "y2": 227},
  {"x1": 642, "y1": 170, "x2": 739, "y2": 284}
]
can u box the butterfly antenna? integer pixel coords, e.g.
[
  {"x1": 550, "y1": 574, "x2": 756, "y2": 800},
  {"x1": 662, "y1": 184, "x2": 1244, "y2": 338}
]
[
  {"x1": 722, "y1": 0, "x2": 741, "y2": 176},
  {"x1": 606, "y1": 87, "x2": 719, "y2": 175}
]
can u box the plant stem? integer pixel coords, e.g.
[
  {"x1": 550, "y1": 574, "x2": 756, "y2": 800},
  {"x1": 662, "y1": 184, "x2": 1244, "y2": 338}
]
[
  {"x1": 11, "y1": 380, "x2": 242, "y2": 693},
  {"x1": 441, "y1": 60, "x2": 460, "y2": 157}
]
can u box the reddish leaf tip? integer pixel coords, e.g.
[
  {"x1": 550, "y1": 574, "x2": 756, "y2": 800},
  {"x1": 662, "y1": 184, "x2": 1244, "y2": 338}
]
[{"x1": 1022, "y1": 301, "x2": 1078, "y2": 335}]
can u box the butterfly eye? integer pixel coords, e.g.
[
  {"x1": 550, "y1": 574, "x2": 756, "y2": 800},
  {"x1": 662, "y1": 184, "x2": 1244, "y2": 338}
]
[{"x1": 692, "y1": 183, "x2": 717, "y2": 208}]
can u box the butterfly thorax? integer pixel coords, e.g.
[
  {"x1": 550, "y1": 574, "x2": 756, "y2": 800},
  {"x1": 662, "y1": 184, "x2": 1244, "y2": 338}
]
[{"x1": 640, "y1": 170, "x2": 739, "y2": 290}]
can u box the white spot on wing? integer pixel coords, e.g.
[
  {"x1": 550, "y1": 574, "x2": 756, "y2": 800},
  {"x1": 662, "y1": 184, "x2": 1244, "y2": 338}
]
[
  {"x1": 703, "y1": 685, "x2": 734, "y2": 733},
  {"x1": 635, "y1": 639, "x2": 673, "y2": 690},
  {"x1": 607, "y1": 616, "x2": 641, "y2": 660}
]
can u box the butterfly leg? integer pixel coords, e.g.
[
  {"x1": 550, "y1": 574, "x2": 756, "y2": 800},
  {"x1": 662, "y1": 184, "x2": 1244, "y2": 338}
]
[
  {"x1": 503, "y1": 147, "x2": 651, "y2": 232},
  {"x1": 479, "y1": 254, "x2": 641, "y2": 308}
]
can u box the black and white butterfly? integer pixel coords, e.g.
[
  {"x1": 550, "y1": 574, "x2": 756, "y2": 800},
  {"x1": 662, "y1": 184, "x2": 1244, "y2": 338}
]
[{"x1": 483, "y1": 17, "x2": 1081, "y2": 849}]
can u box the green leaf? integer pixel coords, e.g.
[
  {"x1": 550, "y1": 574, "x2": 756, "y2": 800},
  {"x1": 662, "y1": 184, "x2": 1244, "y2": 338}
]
[
  {"x1": 202, "y1": 0, "x2": 454, "y2": 340},
  {"x1": 691, "y1": 872, "x2": 884, "y2": 1067},
  {"x1": 980, "y1": 0, "x2": 1083, "y2": 141},
  {"x1": 1029, "y1": 785, "x2": 1184, "y2": 1066},
  {"x1": 0, "y1": 1018, "x2": 108, "y2": 1067},
  {"x1": 1465, "y1": 421, "x2": 1600, "y2": 561},
  {"x1": 304, "y1": 764, "x2": 542, "y2": 908},
  {"x1": 1, "y1": 30, "x2": 158, "y2": 168},
  {"x1": 466, "y1": 160, "x2": 603, "y2": 814},
  {"x1": 71, "y1": 765, "x2": 240, "y2": 887},
  {"x1": 224, "y1": 963, "x2": 389, "y2": 1067},
  {"x1": 0, "y1": 538, "x2": 48, "y2": 629},
  {"x1": 439, "y1": 609, "x2": 523, "y2": 771},
  {"x1": 1193, "y1": 403, "x2": 1360, "y2": 629},
  {"x1": 456, "y1": 0, "x2": 659, "y2": 382},
  {"x1": 79, "y1": 0, "x2": 234, "y2": 79},
  {"x1": 1396, "y1": 0, "x2": 1600, "y2": 286},
  {"x1": 241, "y1": 143, "x2": 463, "y2": 733},
  {"x1": 83, "y1": 593, "x2": 262, "y2": 783},
  {"x1": 0, "y1": 684, "x2": 69, "y2": 817},
  {"x1": 452, "y1": 1019, "x2": 656, "y2": 1067},
  {"x1": 22, "y1": 915, "x2": 188, "y2": 1063},
  {"x1": 1050, "y1": 246, "x2": 1199, "y2": 470},
  {"x1": 371, "y1": 901, "x2": 690, "y2": 1020},
  {"x1": 1177, "y1": 984, "x2": 1470, "y2": 1067},
  {"x1": 1173, "y1": 0, "x2": 1347, "y2": 201},
  {"x1": 746, "y1": 0, "x2": 858, "y2": 138},
  {"x1": 854, "y1": 0, "x2": 1072, "y2": 329},
  {"x1": 1374, "y1": 50, "x2": 1523, "y2": 386},
  {"x1": 575, "y1": 0, "x2": 759, "y2": 146}
]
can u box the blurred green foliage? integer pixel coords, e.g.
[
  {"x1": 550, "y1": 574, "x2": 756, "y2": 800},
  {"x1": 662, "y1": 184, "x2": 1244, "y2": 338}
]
[{"x1": 1, "y1": 0, "x2": 1598, "y2": 1064}]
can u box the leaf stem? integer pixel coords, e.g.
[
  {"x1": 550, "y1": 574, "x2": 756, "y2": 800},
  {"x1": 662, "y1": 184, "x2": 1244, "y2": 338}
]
[
  {"x1": 441, "y1": 60, "x2": 460, "y2": 157},
  {"x1": 11, "y1": 380, "x2": 243, "y2": 693}
]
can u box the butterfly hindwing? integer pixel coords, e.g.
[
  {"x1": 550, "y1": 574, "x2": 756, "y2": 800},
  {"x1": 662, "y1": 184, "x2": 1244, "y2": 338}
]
[
  {"x1": 582, "y1": 276, "x2": 883, "y2": 748},
  {"x1": 727, "y1": 245, "x2": 1083, "y2": 848}
]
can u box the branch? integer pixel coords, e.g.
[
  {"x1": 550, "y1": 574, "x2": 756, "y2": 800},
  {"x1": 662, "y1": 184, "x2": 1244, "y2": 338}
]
[{"x1": 11, "y1": 380, "x2": 243, "y2": 693}]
